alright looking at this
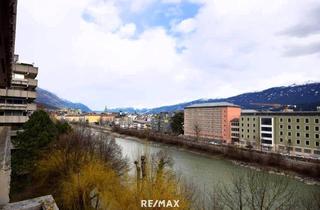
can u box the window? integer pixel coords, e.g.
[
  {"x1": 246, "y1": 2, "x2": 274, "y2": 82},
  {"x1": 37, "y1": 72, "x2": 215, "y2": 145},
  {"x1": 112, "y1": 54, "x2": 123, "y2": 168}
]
[
  {"x1": 253, "y1": 118, "x2": 256, "y2": 121},
  {"x1": 280, "y1": 138, "x2": 283, "y2": 143},
  {"x1": 262, "y1": 127, "x2": 272, "y2": 132},
  {"x1": 295, "y1": 148, "x2": 302, "y2": 152},
  {"x1": 304, "y1": 149, "x2": 311, "y2": 154},
  {"x1": 288, "y1": 125, "x2": 291, "y2": 129},
  {"x1": 247, "y1": 135, "x2": 250, "y2": 138},
  {"x1": 316, "y1": 142, "x2": 320, "y2": 147},
  {"x1": 316, "y1": 134, "x2": 319, "y2": 139},
  {"x1": 315, "y1": 119, "x2": 319, "y2": 123},
  {"x1": 305, "y1": 118, "x2": 309, "y2": 123},
  {"x1": 262, "y1": 139, "x2": 272, "y2": 144},
  {"x1": 280, "y1": 118, "x2": 283, "y2": 122},
  {"x1": 314, "y1": 150, "x2": 320, "y2": 155},
  {"x1": 288, "y1": 139, "x2": 291, "y2": 144},
  {"x1": 316, "y1": 127, "x2": 319, "y2": 131},
  {"x1": 262, "y1": 133, "x2": 272, "y2": 138},
  {"x1": 288, "y1": 132, "x2": 291, "y2": 136},
  {"x1": 241, "y1": 123, "x2": 244, "y2": 126},
  {"x1": 296, "y1": 118, "x2": 300, "y2": 123},
  {"x1": 288, "y1": 118, "x2": 291, "y2": 123},
  {"x1": 241, "y1": 129, "x2": 244, "y2": 132},
  {"x1": 253, "y1": 129, "x2": 256, "y2": 133},
  {"x1": 280, "y1": 124, "x2": 283, "y2": 129},
  {"x1": 280, "y1": 131, "x2": 283, "y2": 135},
  {"x1": 253, "y1": 136, "x2": 256, "y2": 139},
  {"x1": 296, "y1": 125, "x2": 300, "y2": 130},
  {"x1": 296, "y1": 140, "x2": 300, "y2": 145},
  {"x1": 297, "y1": 133, "x2": 300, "y2": 137},
  {"x1": 261, "y1": 118, "x2": 272, "y2": 125},
  {"x1": 247, "y1": 129, "x2": 249, "y2": 132},
  {"x1": 306, "y1": 126, "x2": 309, "y2": 131},
  {"x1": 306, "y1": 133, "x2": 309, "y2": 138},
  {"x1": 241, "y1": 135, "x2": 244, "y2": 138},
  {"x1": 253, "y1": 124, "x2": 256, "y2": 127},
  {"x1": 247, "y1": 118, "x2": 249, "y2": 121},
  {"x1": 306, "y1": 140, "x2": 309, "y2": 146},
  {"x1": 247, "y1": 124, "x2": 250, "y2": 127}
]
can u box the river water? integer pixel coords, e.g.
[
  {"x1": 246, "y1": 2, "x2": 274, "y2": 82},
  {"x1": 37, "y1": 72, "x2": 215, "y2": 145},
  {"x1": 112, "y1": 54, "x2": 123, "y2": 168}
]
[{"x1": 114, "y1": 136, "x2": 319, "y2": 202}]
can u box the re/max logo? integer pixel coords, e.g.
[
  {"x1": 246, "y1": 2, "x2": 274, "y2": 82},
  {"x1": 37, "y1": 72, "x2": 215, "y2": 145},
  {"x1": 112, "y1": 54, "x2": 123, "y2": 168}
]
[{"x1": 141, "y1": 200, "x2": 180, "y2": 208}]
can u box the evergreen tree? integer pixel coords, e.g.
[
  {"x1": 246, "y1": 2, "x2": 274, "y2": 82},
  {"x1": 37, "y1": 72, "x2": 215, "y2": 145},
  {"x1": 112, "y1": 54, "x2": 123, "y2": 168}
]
[
  {"x1": 12, "y1": 110, "x2": 58, "y2": 175},
  {"x1": 170, "y1": 112, "x2": 184, "y2": 135}
]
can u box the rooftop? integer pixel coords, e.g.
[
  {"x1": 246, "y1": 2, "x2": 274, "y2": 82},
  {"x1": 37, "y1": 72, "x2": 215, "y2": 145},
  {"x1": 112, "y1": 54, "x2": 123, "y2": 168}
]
[
  {"x1": 185, "y1": 102, "x2": 240, "y2": 109},
  {"x1": 241, "y1": 111, "x2": 320, "y2": 116}
]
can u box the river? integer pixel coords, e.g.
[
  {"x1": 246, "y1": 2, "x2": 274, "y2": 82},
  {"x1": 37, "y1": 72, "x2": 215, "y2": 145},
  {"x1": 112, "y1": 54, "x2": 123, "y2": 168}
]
[{"x1": 113, "y1": 135, "x2": 319, "y2": 204}]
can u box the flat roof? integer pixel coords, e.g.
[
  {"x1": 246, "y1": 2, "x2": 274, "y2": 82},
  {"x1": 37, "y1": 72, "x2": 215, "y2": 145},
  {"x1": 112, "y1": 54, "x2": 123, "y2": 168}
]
[
  {"x1": 185, "y1": 102, "x2": 240, "y2": 109},
  {"x1": 241, "y1": 111, "x2": 320, "y2": 116}
]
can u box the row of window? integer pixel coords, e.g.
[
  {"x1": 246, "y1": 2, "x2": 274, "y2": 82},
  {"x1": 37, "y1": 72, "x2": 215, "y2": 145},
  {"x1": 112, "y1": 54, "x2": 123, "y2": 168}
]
[
  {"x1": 241, "y1": 118, "x2": 320, "y2": 124},
  {"x1": 280, "y1": 124, "x2": 319, "y2": 131},
  {"x1": 279, "y1": 131, "x2": 319, "y2": 139},
  {"x1": 279, "y1": 138, "x2": 320, "y2": 147},
  {"x1": 280, "y1": 118, "x2": 319, "y2": 124}
]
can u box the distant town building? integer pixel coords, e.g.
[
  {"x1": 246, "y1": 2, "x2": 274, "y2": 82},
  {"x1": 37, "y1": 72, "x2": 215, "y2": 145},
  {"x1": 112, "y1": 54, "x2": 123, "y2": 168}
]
[
  {"x1": 239, "y1": 111, "x2": 320, "y2": 158},
  {"x1": 101, "y1": 113, "x2": 117, "y2": 125},
  {"x1": 184, "y1": 102, "x2": 241, "y2": 143},
  {"x1": 151, "y1": 112, "x2": 174, "y2": 133}
]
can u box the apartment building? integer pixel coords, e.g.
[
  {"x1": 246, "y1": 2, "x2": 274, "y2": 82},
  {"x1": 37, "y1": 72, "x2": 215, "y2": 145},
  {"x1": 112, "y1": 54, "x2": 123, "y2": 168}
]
[
  {"x1": 184, "y1": 102, "x2": 241, "y2": 143},
  {"x1": 151, "y1": 112, "x2": 174, "y2": 133},
  {"x1": 239, "y1": 111, "x2": 320, "y2": 158},
  {"x1": 0, "y1": 55, "x2": 38, "y2": 125}
]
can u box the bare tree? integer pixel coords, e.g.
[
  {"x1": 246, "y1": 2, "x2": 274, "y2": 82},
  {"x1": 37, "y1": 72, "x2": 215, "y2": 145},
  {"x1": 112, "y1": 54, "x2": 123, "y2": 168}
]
[
  {"x1": 193, "y1": 122, "x2": 201, "y2": 141},
  {"x1": 213, "y1": 171, "x2": 297, "y2": 210}
]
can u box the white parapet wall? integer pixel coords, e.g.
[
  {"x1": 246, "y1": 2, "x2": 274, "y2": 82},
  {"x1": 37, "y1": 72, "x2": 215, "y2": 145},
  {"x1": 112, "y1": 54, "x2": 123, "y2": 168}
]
[{"x1": 1, "y1": 195, "x2": 59, "y2": 210}]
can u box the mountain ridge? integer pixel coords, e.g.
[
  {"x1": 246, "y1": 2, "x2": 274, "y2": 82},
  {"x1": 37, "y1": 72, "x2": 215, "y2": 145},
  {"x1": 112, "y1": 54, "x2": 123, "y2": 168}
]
[
  {"x1": 108, "y1": 82, "x2": 320, "y2": 113},
  {"x1": 36, "y1": 88, "x2": 92, "y2": 112},
  {"x1": 37, "y1": 82, "x2": 320, "y2": 114}
]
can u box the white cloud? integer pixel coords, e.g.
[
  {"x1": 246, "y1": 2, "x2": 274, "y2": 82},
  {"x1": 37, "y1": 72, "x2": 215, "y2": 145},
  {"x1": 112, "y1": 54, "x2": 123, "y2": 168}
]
[
  {"x1": 118, "y1": 23, "x2": 137, "y2": 38},
  {"x1": 15, "y1": 0, "x2": 320, "y2": 110},
  {"x1": 173, "y1": 18, "x2": 197, "y2": 33}
]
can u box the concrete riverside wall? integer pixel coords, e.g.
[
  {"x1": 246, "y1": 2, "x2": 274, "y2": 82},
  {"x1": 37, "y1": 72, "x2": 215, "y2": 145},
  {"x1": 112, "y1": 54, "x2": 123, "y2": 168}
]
[{"x1": 0, "y1": 126, "x2": 11, "y2": 205}]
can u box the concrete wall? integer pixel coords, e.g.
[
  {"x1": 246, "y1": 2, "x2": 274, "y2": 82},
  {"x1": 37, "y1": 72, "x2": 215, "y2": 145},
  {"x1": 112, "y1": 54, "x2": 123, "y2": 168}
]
[{"x1": 0, "y1": 126, "x2": 11, "y2": 205}]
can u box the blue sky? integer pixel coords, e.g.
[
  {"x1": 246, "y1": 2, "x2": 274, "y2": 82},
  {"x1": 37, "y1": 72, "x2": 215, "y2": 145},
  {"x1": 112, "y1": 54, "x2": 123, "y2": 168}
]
[{"x1": 16, "y1": 0, "x2": 320, "y2": 110}]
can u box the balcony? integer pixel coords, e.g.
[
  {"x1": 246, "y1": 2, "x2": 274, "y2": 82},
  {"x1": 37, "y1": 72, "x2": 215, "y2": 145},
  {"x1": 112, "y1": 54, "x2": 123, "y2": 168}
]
[
  {"x1": 0, "y1": 103, "x2": 36, "y2": 111},
  {"x1": 11, "y1": 78, "x2": 38, "y2": 87},
  {"x1": 13, "y1": 63, "x2": 38, "y2": 78},
  {"x1": 0, "y1": 115, "x2": 29, "y2": 124},
  {"x1": 0, "y1": 89, "x2": 36, "y2": 99}
]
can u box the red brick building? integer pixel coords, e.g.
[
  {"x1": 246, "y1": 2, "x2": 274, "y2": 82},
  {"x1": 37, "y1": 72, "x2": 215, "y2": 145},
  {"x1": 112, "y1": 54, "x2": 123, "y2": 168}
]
[{"x1": 184, "y1": 102, "x2": 241, "y2": 143}]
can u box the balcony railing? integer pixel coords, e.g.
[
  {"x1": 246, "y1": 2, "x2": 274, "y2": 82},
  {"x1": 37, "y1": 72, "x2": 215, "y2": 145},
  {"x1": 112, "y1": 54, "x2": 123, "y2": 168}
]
[
  {"x1": 0, "y1": 116, "x2": 29, "y2": 124},
  {"x1": 0, "y1": 89, "x2": 36, "y2": 98},
  {"x1": 11, "y1": 78, "x2": 38, "y2": 87},
  {"x1": 0, "y1": 103, "x2": 36, "y2": 111},
  {"x1": 13, "y1": 64, "x2": 38, "y2": 77}
]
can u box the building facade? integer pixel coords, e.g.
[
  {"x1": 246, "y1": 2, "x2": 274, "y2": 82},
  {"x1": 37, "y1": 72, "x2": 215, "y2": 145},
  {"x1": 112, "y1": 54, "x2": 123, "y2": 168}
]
[
  {"x1": 151, "y1": 112, "x2": 173, "y2": 133},
  {"x1": 184, "y1": 102, "x2": 241, "y2": 143},
  {"x1": 239, "y1": 111, "x2": 320, "y2": 157},
  {"x1": 0, "y1": 56, "x2": 38, "y2": 125}
]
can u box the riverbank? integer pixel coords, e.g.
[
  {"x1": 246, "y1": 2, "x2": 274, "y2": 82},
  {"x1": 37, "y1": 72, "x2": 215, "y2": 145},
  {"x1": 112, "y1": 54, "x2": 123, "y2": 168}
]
[{"x1": 85, "y1": 125, "x2": 320, "y2": 184}]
